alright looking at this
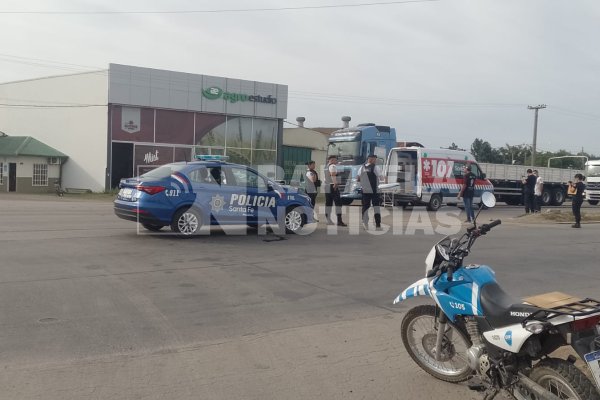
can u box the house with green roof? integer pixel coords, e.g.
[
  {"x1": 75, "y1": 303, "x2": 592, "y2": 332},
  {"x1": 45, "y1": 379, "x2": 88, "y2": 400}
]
[{"x1": 0, "y1": 134, "x2": 68, "y2": 193}]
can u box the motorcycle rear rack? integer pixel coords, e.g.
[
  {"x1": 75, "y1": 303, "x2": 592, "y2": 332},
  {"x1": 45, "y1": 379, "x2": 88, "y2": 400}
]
[{"x1": 522, "y1": 297, "x2": 600, "y2": 324}]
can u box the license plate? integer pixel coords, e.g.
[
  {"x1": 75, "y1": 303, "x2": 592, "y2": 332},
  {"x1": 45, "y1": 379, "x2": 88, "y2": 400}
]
[
  {"x1": 119, "y1": 188, "x2": 135, "y2": 200},
  {"x1": 584, "y1": 349, "x2": 600, "y2": 389}
]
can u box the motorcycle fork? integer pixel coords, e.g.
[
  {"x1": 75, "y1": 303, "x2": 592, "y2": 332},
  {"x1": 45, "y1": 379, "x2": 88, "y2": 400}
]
[{"x1": 434, "y1": 309, "x2": 448, "y2": 361}]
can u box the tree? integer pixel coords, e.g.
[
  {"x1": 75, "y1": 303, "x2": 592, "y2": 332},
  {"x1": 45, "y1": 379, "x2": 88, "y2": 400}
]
[{"x1": 470, "y1": 138, "x2": 502, "y2": 163}]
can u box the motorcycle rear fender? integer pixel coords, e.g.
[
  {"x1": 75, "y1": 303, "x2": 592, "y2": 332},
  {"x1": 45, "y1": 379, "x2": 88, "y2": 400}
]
[{"x1": 393, "y1": 278, "x2": 433, "y2": 304}]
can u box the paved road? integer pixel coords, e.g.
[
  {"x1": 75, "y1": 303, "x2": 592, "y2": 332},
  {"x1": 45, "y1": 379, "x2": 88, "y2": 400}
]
[{"x1": 0, "y1": 195, "x2": 598, "y2": 400}]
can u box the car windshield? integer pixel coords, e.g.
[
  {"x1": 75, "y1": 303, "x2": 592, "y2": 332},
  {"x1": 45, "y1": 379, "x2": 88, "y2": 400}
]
[{"x1": 140, "y1": 164, "x2": 187, "y2": 179}]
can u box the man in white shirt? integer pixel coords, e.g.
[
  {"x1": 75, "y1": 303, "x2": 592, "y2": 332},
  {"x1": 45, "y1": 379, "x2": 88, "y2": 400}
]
[
  {"x1": 357, "y1": 154, "x2": 383, "y2": 229},
  {"x1": 533, "y1": 169, "x2": 544, "y2": 213}
]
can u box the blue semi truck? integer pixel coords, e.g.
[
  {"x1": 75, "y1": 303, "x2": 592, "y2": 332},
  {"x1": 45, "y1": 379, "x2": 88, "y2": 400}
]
[{"x1": 326, "y1": 123, "x2": 399, "y2": 205}]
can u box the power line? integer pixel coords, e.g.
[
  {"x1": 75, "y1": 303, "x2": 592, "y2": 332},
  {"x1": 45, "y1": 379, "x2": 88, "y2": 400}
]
[
  {"x1": 0, "y1": 53, "x2": 105, "y2": 73},
  {"x1": 0, "y1": 1, "x2": 440, "y2": 15},
  {"x1": 0, "y1": 103, "x2": 106, "y2": 108}
]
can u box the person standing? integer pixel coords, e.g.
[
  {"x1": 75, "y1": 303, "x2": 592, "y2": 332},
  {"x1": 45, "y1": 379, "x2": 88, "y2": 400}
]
[
  {"x1": 305, "y1": 161, "x2": 320, "y2": 221},
  {"x1": 523, "y1": 169, "x2": 537, "y2": 214},
  {"x1": 570, "y1": 173, "x2": 586, "y2": 228},
  {"x1": 457, "y1": 164, "x2": 476, "y2": 223},
  {"x1": 324, "y1": 155, "x2": 347, "y2": 226},
  {"x1": 357, "y1": 154, "x2": 383, "y2": 230},
  {"x1": 533, "y1": 170, "x2": 544, "y2": 213}
]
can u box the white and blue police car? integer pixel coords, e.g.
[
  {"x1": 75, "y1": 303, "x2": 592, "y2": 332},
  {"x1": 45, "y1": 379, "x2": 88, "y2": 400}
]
[{"x1": 114, "y1": 156, "x2": 314, "y2": 236}]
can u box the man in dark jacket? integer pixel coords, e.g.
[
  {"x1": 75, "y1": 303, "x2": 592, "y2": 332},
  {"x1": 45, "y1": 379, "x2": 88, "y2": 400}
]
[
  {"x1": 357, "y1": 154, "x2": 383, "y2": 230},
  {"x1": 523, "y1": 169, "x2": 537, "y2": 214}
]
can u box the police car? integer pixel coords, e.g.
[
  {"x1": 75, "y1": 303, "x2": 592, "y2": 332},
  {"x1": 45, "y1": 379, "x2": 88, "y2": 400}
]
[{"x1": 114, "y1": 156, "x2": 315, "y2": 236}]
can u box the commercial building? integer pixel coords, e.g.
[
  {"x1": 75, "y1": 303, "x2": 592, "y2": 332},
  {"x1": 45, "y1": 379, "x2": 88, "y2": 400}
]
[{"x1": 0, "y1": 64, "x2": 288, "y2": 192}]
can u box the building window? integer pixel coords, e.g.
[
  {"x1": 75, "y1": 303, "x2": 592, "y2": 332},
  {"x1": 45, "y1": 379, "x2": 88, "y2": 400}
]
[
  {"x1": 33, "y1": 164, "x2": 48, "y2": 186},
  {"x1": 0, "y1": 162, "x2": 3, "y2": 185}
]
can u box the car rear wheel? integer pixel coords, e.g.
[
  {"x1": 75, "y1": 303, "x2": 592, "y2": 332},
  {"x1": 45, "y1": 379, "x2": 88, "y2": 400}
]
[
  {"x1": 171, "y1": 208, "x2": 202, "y2": 237},
  {"x1": 284, "y1": 206, "x2": 306, "y2": 234}
]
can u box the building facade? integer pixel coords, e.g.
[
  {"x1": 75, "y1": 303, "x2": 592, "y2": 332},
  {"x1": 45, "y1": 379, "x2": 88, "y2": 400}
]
[
  {"x1": 0, "y1": 135, "x2": 68, "y2": 193},
  {"x1": 0, "y1": 64, "x2": 288, "y2": 192}
]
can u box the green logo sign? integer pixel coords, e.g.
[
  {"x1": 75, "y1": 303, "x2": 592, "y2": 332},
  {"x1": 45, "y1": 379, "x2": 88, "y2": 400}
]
[
  {"x1": 202, "y1": 87, "x2": 223, "y2": 100},
  {"x1": 202, "y1": 86, "x2": 277, "y2": 105}
]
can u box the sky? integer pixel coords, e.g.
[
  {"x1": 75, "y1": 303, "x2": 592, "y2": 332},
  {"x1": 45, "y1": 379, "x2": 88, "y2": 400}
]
[{"x1": 1, "y1": 0, "x2": 599, "y2": 155}]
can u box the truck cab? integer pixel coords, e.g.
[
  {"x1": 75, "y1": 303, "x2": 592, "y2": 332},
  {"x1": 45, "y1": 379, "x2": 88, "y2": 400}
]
[
  {"x1": 585, "y1": 160, "x2": 600, "y2": 205},
  {"x1": 326, "y1": 124, "x2": 397, "y2": 205}
]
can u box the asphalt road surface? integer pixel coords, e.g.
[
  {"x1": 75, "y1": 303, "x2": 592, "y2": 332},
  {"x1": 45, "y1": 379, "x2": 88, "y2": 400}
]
[{"x1": 1, "y1": 194, "x2": 599, "y2": 400}]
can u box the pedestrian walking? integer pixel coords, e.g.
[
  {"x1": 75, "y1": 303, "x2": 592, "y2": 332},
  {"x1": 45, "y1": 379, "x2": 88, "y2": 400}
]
[
  {"x1": 457, "y1": 164, "x2": 476, "y2": 223},
  {"x1": 533, "y1": 170, "x2": 544, "y2": 213},
  {"x1": 523, "y1": 169, "x2": 537, "y2": 214},
  {"x1": 324, "y1": 155, "x2": 347, "y2": 226},
  {"x1": 570, "y1": 173, "x2": 586, "y2": 228},
  {"x1": 305, "y1": 161, "x2": 320, "y2": 222},
  {"x1": 357, "y1": 154, "x2": 383, "y2": 230}
]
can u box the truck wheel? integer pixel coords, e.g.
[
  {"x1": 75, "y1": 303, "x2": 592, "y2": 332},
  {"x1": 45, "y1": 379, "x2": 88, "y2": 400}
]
[
  {"x1": 341, "y1": 199, "x2": 353, "y2": 206},
  {"x1": 541, "y1": 189, "x2": 552, "y2": 206},
  {"x1": 426, "y1": 194, "x2": 442, "y2": 211},
  {"x1": 551, "y1": 188, "x2": 566, "y2": 206},
  {"x1": 505, "y1": 198, "x2": 522, "y2": 206},
  {"x1": 589, "y1": 200, "x2": 599, "y2": 206}
]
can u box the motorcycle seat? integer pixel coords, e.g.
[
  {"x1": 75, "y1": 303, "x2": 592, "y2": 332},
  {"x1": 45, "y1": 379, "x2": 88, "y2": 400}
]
[{"x1": 480, "y1": 283, "x2": 541, "y2": 328}]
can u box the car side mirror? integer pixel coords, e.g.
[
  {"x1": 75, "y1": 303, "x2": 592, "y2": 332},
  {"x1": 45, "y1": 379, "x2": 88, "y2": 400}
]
[{"x1": 481, "y1": 173, "x2": 486, "y2": 179}]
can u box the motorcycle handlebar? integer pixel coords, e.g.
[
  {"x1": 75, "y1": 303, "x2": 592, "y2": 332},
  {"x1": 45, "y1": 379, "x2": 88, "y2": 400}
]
[
  {"x1": 480, "y1": 219, "x2": 502, "y2": 234},
  {"x1": 488, "y1": 219, "x2": 502, "y2": 229}
]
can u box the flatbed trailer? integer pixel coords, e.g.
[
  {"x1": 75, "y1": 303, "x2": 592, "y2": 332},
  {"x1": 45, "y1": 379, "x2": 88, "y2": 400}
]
[{"x1": 479, "y1": 163, "x2": 583, "y2": 206}]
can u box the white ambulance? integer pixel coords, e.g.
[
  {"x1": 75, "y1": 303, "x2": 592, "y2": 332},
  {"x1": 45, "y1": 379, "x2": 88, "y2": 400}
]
[{"x1": 380, "y1": 147, "x2": 494, "y2": 211}]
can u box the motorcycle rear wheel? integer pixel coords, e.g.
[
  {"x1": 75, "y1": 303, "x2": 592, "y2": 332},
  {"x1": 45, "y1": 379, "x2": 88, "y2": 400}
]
[
  {"x1": 513, "y1": 358, "x2": 600, "y2": 400},
  {"x1": 401, "y1": 304, "x2": 472, "y2": 382}
]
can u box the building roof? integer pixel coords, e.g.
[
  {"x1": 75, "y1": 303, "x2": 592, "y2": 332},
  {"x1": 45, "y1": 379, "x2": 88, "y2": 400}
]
[{"x1": 0, "y1": 135, "x2": 68, "y2": 158}]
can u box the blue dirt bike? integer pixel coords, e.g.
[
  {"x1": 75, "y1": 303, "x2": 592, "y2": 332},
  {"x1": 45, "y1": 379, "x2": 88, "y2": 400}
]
[{"x1": 394, "y1": 193, "x2": 600, "y2": 400}]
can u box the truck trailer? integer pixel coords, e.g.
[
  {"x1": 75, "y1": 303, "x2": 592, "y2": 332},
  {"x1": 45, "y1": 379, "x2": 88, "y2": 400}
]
[{"x1": 479, "y1": 163, "x2": 583, "y2": 206}]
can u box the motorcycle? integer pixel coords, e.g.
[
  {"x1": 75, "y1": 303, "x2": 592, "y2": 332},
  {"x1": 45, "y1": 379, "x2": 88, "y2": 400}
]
[{"x1": 393, "y1": 192, "x2": 600, "y2": 400}]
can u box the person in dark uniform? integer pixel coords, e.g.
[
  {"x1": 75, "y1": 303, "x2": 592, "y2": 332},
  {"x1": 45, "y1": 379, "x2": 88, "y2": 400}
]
[
  {"x1": 357, "y1": 154, "x2": 382, "y2": 230},
  {"x1": 324, "y1": 155, "x2": 346, "y2": 226},
  {"x1": 457, "y1": 164, "x2": 476, "y2": 223},
  {"x1": 570, "y1": 173, "x2": 586, "y2": 228},
  {"x1": 523, "y1": 169, "x2": 537, "y2": 214}
]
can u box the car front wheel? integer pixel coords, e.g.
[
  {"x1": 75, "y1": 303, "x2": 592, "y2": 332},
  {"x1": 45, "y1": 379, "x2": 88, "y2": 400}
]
[
  {"x1": 171, "y1": 208, "x2": 202, "y2": 237},
  {"x1": 284, "y1": 206, "x2": 306, "y2": 234}
]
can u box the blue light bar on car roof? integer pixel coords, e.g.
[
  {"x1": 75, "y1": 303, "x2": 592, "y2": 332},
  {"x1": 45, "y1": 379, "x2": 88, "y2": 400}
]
[{"x1": 195, "y1": 155, "x2": 230, "y2": 161}]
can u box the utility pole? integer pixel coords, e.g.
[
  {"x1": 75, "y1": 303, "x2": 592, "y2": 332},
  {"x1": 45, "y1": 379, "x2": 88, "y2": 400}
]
[{"x1": 527, "y1": 104, "x2": 546, "y2": 166}]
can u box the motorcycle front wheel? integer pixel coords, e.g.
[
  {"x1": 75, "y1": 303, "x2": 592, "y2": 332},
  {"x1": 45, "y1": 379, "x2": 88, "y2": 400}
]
[
  {"x1": 401, "y1": 304, "x2": 472, "y2": 382},
  {"x1": 512, "y1": 358, "x2": 600, "y2": 400}
]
